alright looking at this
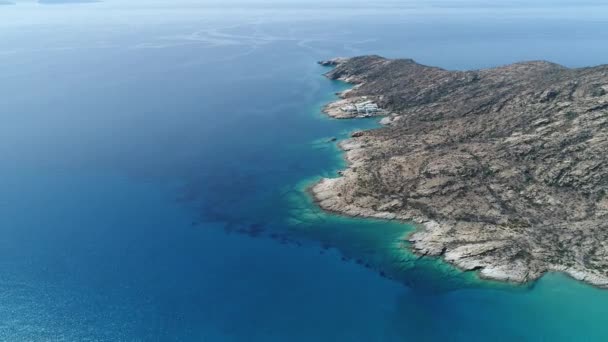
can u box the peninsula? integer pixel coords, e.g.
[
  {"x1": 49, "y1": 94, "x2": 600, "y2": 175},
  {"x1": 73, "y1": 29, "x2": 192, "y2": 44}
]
[{"x1": 312, "y1": 56, "x2": 608, "y2": 287}]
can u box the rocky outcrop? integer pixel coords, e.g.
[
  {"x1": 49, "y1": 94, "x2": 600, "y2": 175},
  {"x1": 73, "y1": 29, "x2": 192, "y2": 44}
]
[{"x1": 312, "y1": 55, "x2": 608, "y2": 287}]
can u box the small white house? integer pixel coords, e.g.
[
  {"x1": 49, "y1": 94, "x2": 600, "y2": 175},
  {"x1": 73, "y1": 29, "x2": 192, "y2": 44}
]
[{"x1": 340, "y1": 104, "x2": 357, "y2": 113}]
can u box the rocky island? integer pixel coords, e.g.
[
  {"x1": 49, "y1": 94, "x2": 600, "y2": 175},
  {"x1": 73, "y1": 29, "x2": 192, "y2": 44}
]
[{"x1": 312, "y1": 55, "x2": 608, "y2": 287}]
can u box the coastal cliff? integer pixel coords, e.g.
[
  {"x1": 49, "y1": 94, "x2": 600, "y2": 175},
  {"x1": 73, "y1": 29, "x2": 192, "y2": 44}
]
[{"x1": 313, "y1": 55, "x2": 608, "y2": 287}]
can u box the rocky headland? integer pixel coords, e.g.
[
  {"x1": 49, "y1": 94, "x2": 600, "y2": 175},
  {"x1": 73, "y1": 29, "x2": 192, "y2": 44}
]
[{"x1": 312, "y1": 55, "x2": 608, "y2": 287}]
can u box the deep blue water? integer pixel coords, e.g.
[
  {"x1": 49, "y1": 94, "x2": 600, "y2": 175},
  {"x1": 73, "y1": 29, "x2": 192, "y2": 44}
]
[{"x1": 2, "y1": 1, "x2": 608, "y2": 340}]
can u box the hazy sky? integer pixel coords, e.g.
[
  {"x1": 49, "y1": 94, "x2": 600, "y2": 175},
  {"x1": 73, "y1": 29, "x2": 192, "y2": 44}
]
[{"x1": 3, "y1": 0, "x2": 608, "y2": 25}]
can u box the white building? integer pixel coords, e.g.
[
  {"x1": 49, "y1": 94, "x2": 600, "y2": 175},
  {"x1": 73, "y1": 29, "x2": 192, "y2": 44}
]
[{"x1": 341, "y1": 100, "x2": 384, "y2": 117}]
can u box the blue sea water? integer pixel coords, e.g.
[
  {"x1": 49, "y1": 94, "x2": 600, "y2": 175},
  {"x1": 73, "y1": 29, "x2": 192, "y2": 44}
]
[{"x1": 2, "y1": 0, "x2": 608, "y2": 340}]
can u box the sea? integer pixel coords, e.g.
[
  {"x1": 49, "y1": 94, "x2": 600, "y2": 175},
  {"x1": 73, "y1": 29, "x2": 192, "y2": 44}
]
[{"x1": 2, "y1": 0, "x2": 608, "y2": 340}]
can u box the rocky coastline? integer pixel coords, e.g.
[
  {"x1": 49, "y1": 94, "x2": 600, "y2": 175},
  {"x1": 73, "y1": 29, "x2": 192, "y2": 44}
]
[{"x1": 312, "y1": 56, "x2": 608, "y2": 287}]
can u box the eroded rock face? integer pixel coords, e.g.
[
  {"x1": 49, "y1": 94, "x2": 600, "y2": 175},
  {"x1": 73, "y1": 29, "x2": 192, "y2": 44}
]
[{"x1": 312, "y1": 55, "x2": 608, "y2": 287}]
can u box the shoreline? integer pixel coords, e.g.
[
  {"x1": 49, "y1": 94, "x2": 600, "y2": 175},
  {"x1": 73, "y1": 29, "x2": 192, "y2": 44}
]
[
  {"x1": 310, "y1": 58, "x2": 608, "y2": 289},
  {"x1": 306, "y1": 73, "x2": 511, "y2": 288}
]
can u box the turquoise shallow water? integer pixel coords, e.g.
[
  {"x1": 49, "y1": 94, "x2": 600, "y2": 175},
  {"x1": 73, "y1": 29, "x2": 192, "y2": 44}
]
[{"x1": 2, "y1": 0, "x2": 608, "y2": 340}]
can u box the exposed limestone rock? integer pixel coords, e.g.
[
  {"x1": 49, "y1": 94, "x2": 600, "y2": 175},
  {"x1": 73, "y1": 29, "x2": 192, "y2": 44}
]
[{"x1": 312, "y1": 55, "x2": 608, "y2": 287}]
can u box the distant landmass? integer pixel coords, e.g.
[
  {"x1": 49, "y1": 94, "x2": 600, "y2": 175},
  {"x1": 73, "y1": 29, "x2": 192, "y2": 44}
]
[
  {"x1": 313, "y1": 55, "x2": 608, "y2": 287},
  {"x1": 38, "y1": 0, "x2": 100, "y2": 4}
]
